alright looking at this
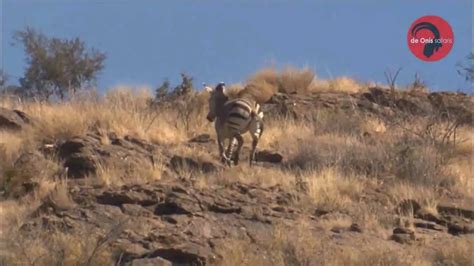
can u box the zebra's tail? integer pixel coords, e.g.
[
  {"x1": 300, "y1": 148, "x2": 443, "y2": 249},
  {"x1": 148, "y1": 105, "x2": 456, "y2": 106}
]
[{"x1": 251, "y1": 103, "x2": 264, "y2": 119}]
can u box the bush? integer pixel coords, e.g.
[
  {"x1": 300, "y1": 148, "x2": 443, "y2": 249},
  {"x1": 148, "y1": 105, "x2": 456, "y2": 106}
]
[
  {"x1": 278, "y1": 67, "x2": 315, "y2": 94},
  {"x1": 285, "y1": 134, "x2": 390, "y2": 177},
  {"x1": 246, "y1": 66, "x2": 315, "y2": 95},
  {"x1": 13, "y1": 27, "x2": 106, "y2": 101},
  {"x1": 390, "y1": 137, "x2": 455, "y2": 187}
]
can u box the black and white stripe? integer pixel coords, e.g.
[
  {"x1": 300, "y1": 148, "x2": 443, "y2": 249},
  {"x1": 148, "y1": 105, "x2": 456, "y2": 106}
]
[{"x1": 206, "y1": 83, "x2": 264, "y2": 166}]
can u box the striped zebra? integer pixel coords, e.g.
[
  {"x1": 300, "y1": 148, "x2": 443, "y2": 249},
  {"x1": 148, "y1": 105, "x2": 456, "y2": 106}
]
[{"x1": 205, "y1": 82, "x2": 264, "y2": 166}]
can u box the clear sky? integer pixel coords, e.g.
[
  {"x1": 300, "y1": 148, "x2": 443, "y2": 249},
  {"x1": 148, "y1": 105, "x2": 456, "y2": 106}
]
[{"x1": 1, "y1": 0, "x2": 472, "y2": 92}]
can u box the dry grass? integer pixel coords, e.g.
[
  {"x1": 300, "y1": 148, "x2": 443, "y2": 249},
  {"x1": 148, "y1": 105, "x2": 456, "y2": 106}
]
[
  {"x1": 246, "y1": 66, "x2": 314, "y2": 95},
  {"x1": 0, "y1": 176, "x2": 115, "y2": 265},
  {"x1": 218, "y1": 217, "x2": 434, "y2": 266},
  {"x1": 1, "y1": 226, "x2": 114, "y2": 266},
  {"x1": 316, "y1": 213, "x2": 353, "y2": 231},
  {"x1": 278, "y1": 66, "x2": 315, "y2": 94},
  {"x1": 388, "y1": 182, "x2": 439, "y2": 214},
  {"x1": 246, "y1": 66, "x2": 367, "y2": 95},
  {"x1": 283, "y1": 132, "x2": 389, "y2": 177},
  {"x1": 258, "y1": 118, "x2": 313, "y2": 149},
  {"x1": 194, "y1": 165, "x2": 296, "y2": 190},
  {"x1": 304, "y1": 167, "x2": 363, "y2": 210},
  {"x1": 246, "y1": 67, "x2": 280, "y2": 91},
  {"x1": 95, "y1": 159, "x2": 164, "y2": 187},
  {"x1": 1, "y1": 83, "x2": 470, "y2": 197},
  {"x1": 328, "y1": 246, "x2": 429, "y2": 266},
  {"x1": 444, "y1": 159, "x2": 473, "y2": 196},
  {"x1": 2, "y1": 87, "x2": 192, "y2": 146},
  {"x1": 433, "y1": 236, "x2": 474, "y2": 266},
  {"x1": 309, "y1": 76, "x2": 366, "y2": 94},
  {"x1": 238, "y1": 80, "x2": 278, "y2": 103},
  {"x1": 0, "y1": 132, "x2": 25, "y2": 163},
  {"x1": 223, "y1": 83, "x2": 245, "y2": 99},
  {"x1": 0, "y1": 71, "x2": 472, "y2": 265},
  {"x1": 217, "y1": 218, "x2": 321, "y2": 266}
]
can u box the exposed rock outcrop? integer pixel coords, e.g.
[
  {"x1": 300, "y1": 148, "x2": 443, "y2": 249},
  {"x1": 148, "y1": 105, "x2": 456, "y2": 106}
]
[{"x1": 0, "y1": 107, "x2": 31, "y2": 130}]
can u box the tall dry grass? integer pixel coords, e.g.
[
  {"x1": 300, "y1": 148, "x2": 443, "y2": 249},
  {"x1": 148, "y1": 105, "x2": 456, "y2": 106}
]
[
  {"x1": 0, "y1": 86, "x2": 212, "y2": 147},
  {"x1": 309, "y1": 76, "x2": 367, "y2": 93},
  {"x1": 246, "y1": 66, "x2": 314, "y2": 95},
  {"x1": 246, "y1": 66, "x2": 366, "y2": 95}
]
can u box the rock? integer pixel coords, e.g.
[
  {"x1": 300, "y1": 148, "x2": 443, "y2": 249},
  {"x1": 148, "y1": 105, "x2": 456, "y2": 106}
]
[
  {"x1": 391, "y1": 227, "x2": 416, "y2": 244},
  {"x1": 438, "y1": 199, "x2": 474, "y2": 219},
  {"x1": 129, "y1": 257, "x2": 172, "y2": 266},
  {"x1": 314, "y1": 209, "x2": 330, "y2": 217},
  {"x1": 0, "y1": 107, "x2": 30, "y2": 130},
  {"x1": 259, "y1": 89, "x2": 474, "y2": 127},
  {"x1": 413, "y1": 220, "x2": 445, "y2": 232},
  {"x1": 97, "y1": 189, "x2": 159, "y2": 207},
  {"x1": 208, "y1": 203, "x2": 241, "y2": 214},
  {"x1": 56, "y1": 135, "x2": 160, "y2": 178},
  {"x1": 349, "y1": 223, "x2": 363, "y2": 233},
  {"x1": 447, "y1": 222, "x2": 474, "y2": 235},
  {"x1": 189, "y1": 134, "x2": 212, "y2": 143},
  {"x1": 64, "y1": 153, "x2": 97, "y2": 179},
  {"x1": 115, "y1": 239, "x2": 150, "y2": 262},
  {"x1": 415, "y1": 210, "x2": 444, "y2": 224},
  {"x1": 393, "y1": 227, "x2": 415, "y2": 235},
  {"x1": 255, "y1": 150, "x2": 283, "y2": 163},
  {"x1": 170, "y1": 155, "x2": 217, "y2": 173},
  {"x1": 155, "y1": 201, "x2": 194, "y2": 216},
  {"x1": 5, "y1": 152, "x2": 59, "y2": 198},
  {"x1": 121, "y1": 204, "x2": 153, "y2": 216},
  {"x1": 154, "y1": 192, "x2": 203, "y2": 216},
  {"x1": 391, "y1": 233, "x2": 416, "y2": 244},
  {"x1": 57, "y1": 137, "x2": 100, "y2": 178},
  {"x1": 142, "y1": 248, "x2": 206, "y2": 266}
]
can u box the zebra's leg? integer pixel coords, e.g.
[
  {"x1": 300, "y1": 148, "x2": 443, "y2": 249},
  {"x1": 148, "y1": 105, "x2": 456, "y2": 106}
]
[
  {"x1": 249, "y1": 138, "x2": 258, "y2": 166},
  {"x1": 249, "y1": 121, "x2": 264, "y2": 166},
  {"x1": 233, "y1": 134, "x2": 244, "y2": 166},
  {"x1": 217, "y1": 135, "x2": 228, "y2": 164},
  {"x1": 224, "y1": 137, "x2": 236, "y2": 166}
]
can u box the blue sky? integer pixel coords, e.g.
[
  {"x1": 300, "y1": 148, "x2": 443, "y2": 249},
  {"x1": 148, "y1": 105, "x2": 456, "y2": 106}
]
[{"x1": 1, "y1": 0, "x2": 472, "y2": 92}]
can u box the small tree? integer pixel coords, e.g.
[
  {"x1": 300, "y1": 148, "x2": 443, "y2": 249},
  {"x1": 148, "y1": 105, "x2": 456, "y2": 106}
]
[
  {"x1": 0, "y1": 70, "x2": 7, "y2": 90},
  {"x1": 155, "y1": 79, "x2": 170, "y2": 101},
  {"x1": 457, "y1": 53, "x2": 474, "y2": 82},
  {"x1": 14, "y1": 27, "x2": 106, "y2": 100},
  {"x1": 174, "y1": 73, "x2": 194, "y2": 96}
]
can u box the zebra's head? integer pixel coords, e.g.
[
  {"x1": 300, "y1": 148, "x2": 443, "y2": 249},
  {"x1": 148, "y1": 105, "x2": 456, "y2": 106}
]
[{"x1": 206, "y1": 82, "x2": 228, "y2": 122}]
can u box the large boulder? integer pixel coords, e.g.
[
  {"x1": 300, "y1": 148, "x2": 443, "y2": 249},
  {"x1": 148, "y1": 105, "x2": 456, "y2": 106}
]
[
  {"x1": 3, "y1": 151, "x2": 60, "y2": 198},
  {"x1": 56, "y1": 134, "x2": 160, "y2": 179},
  {"x1": 255, "y1": 150, "x2": 283, "y2": 163},
  {"x1": 0, "y1": 107, "x2": 31, "y2": 130}
]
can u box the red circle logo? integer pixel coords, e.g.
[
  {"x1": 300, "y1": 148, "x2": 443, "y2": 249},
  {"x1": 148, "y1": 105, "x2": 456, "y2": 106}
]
[{"x1": 407, "y1": 15, "x2": 454, "y2": 62}]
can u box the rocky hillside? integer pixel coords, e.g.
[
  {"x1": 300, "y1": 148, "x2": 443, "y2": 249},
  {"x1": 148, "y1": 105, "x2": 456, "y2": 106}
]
[{"x1": 0, "y1": 87, "x2": 472, "y2": 265}]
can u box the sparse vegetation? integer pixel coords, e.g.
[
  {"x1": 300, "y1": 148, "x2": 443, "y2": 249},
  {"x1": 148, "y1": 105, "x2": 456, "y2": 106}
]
[
  {"x1": 457, "y1": 53, "x2": 474, "y2": 82},
  {"x1": 0, "y1": 66, "x2": 473, "y2": 265}
]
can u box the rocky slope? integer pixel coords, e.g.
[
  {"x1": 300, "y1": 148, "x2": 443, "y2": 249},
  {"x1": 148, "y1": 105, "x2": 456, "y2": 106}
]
[{"x1": 0, "y1": 88, "x2": 473, "y2": 265}]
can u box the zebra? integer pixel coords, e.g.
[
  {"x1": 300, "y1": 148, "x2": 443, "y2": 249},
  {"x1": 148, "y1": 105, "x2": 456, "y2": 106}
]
[{"x1": 205, "y1": 82, "x2": 264, "y2": 166}]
